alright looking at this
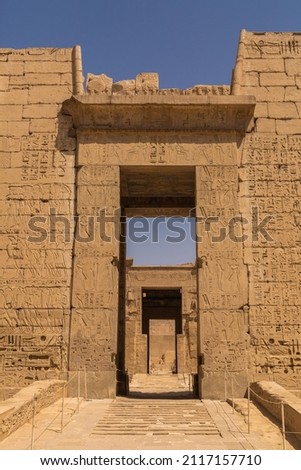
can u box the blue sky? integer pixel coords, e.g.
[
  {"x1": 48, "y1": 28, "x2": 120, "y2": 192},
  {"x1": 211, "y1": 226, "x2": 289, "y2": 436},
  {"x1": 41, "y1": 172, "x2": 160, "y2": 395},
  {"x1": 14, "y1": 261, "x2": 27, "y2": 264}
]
[
  {"x1": 1, "y1": 0, "x2": 301, "y2": 265},
  {"x1": 1, "y1": 0, "x2": 301, "y2": 88}
]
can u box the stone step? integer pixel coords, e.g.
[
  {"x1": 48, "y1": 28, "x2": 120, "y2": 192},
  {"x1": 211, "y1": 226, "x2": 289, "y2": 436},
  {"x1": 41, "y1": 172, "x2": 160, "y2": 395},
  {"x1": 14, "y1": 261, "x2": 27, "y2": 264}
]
[{"x1": 91, "y1": 397, "x2": 219, "y2": 437}]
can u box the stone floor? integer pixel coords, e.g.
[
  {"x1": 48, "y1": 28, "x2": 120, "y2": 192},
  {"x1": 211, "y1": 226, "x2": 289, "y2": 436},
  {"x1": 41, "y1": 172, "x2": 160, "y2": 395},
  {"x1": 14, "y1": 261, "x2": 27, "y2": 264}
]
[{"x1": 0, "y1": 395, "x2": 300, "y2": 450}]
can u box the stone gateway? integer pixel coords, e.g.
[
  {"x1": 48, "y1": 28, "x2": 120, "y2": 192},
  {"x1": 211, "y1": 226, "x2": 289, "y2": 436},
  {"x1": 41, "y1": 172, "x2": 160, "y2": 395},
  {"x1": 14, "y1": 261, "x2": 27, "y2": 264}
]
[{"x1": 0, "y1": 30, "x2": 301, "y2": 400}]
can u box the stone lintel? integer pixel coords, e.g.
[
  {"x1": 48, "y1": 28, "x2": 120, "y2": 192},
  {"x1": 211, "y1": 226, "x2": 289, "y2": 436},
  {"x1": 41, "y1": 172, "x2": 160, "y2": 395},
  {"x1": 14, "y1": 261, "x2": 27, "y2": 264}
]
[{"x1": 64, "y1": 94, "x2": 255, "y2": 132}]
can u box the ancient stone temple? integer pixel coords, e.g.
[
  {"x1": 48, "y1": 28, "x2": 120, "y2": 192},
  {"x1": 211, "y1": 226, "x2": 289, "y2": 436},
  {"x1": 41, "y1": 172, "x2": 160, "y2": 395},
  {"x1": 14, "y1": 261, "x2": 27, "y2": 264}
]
[{"x1": 0, "y1": 30, "x2": 301, "y2": 400}]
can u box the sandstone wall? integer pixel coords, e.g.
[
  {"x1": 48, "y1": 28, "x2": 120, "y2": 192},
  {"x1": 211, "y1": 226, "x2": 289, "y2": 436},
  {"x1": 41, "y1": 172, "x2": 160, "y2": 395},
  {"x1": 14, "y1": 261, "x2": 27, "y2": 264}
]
[
  {"x1": 1, "y1": 32, "x2": 301, "y2": 399},
  {"x1": 0, "y1": 48, "x2": 78, "y2": 397},
  {"x1": 233, "y1": 31, "x2": 301, "y2": 388}
]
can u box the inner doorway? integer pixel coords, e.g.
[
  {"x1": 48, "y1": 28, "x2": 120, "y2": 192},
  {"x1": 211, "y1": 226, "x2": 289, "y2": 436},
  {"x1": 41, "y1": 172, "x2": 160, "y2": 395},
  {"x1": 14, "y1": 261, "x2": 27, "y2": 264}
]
[
  {"x1": 142, "y1": 288, "x2": 182, "y2": 374},
  {"x1": 149, "y1": 319, "x2": 176, "y2": 374}
]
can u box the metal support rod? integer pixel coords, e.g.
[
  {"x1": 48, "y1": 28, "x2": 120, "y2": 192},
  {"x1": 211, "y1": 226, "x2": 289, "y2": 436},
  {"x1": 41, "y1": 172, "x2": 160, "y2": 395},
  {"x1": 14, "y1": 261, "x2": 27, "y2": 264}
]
[
  {"x1": 231, "y1": 375, "x2": 234, "y2": 413},
  {"x1": 30, "y1": 396, "x2": 37, "y2": 450},
  {"x1": 247, "y1": 383, "x2": 251, "y2": 434},
  {"x1": 84, "y1": 366, "x2": 88, "y2": 401},
  {"x1": 224, "y1": 363, "x2": 227, "y2": 402},
  {"x1": 60, "y1": 384, "x2": 65, "y2": 432},
  {"x1": 77, "y1": 370, "x2": 80, "y2": 413},
  {"x1": 281, "y1": 401, "x2": 286, "y2": 450}
]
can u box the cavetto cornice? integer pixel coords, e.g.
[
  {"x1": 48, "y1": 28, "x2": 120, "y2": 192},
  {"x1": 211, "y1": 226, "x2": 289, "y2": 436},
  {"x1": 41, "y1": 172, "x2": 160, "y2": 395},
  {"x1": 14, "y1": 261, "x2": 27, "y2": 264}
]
[{"x1": 64, "y1": 94, "x2": 255, "y2": 133}]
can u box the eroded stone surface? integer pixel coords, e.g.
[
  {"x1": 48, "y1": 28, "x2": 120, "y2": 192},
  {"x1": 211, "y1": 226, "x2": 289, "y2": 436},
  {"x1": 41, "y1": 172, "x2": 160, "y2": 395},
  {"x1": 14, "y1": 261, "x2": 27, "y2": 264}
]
[{"x1": 86, "y1": 73, "x2": 113, "y2": 95}]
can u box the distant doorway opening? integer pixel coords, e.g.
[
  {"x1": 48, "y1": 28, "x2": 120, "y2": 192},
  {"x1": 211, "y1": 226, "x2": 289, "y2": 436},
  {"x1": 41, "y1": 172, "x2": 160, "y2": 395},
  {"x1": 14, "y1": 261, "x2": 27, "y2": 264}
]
[{"x1": 142, "y1": 288, "x2": 182, "y2": 374}]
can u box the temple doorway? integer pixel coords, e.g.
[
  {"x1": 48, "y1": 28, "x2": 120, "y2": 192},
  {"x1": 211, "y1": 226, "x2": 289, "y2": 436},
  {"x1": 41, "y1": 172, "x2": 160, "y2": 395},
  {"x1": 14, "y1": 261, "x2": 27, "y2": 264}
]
[{"x1": 142, "y1": 288, "x2": 182, "y2": 375}]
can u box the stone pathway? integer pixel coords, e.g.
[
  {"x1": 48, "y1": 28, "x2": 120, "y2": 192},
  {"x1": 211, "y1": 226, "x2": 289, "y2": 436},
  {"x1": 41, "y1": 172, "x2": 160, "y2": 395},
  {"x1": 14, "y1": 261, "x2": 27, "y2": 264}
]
[
  {"x1": 0, "y1": 396, "x2": 300, "y2": 450},
  {"x1": 129, "y1": 373, "x2": 193, "y2": 396},
  {"x1": 92, "y1": 397, "x2": 219, "y2": 436}
]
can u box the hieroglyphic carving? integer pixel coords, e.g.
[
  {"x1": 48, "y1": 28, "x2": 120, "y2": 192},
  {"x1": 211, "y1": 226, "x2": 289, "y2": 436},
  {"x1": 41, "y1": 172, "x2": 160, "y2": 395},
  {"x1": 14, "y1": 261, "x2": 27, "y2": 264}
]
[
  {"x1": 247, "y1": 38, "x2": 301, "y2": 56},
  {"x1": 201, "y1": 310, "x2": 247, "y2": 371},
  {"x1": 69, "y1": 163, "x2": 119, "y2": 380},
  {"x1": 22, "y1": 133, "x2": 57, "y2": 152},
  {"x1": 77, "y1": 133, "x2": 238, "y2": 166},
  {"x1": 73, "y1": 257, "x2": 117, "y2": 293},
  {"x1": 76, "y1": 186, "x2": 119, "y2": 214},
  {"x1": 0, "y1": 287, "x2": 69, "y2": 309},
  {"x1": 242, "y1": 135, "x2": 301, "y2": 165},
  {"x1": 69, "y1": 309, "x2": 116, "y2": 370},
  {"x1": 20, "y1": 151, "x2": 67, "y2": 181},
  {"x1": 77, "y1": 165, "x2": 119, "y2": 185},
  {"x1": 0, "y1": 309, "x2": 69, "y2": 387}
]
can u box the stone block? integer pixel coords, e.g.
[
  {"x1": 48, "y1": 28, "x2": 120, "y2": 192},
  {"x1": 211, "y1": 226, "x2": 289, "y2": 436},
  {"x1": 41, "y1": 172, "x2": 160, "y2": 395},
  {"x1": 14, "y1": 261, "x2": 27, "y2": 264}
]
[
  {"x1": 112, "y1": 79, "x2": 135, "y2": 95},
  {"x1": 285, "y1": 86, "x2": 301, "y2": 102},
  {"x1": 244, "y1": 72, "x2": 259, "y2": 86},
  {"x1": 7, "y1": 48, "x2": 73, "y2": 62},
  {"x1": 28, "y1": 86, "x2": 71, "y2": 104},
  {"x1": 242, "y1": 86, "x2": 285, "y2": 102},
  {"x1": 0, "y1": 61, "x2": 24, "y2": 75},
  {"x1": 0, "y1": 154, "x2": 10, "y2": 168},
  {"x1": 268, "y1": 102, "x2": 298, "y2": 118},
  {"x1": 0, "y1": 76, "x2": 9, "y2": 91},
  {"x1": 0, "y1": 105, "x2": 23, "y2": 121},
  {"x1": 0, "y1": 121, "x2": 29, "y2": 137},
  {"x1": 29, "y1": 118, "x2": 57, "y2": 133},
  {"x1": 0, "y1": 90, "x2": 28, "y2": 105},
  {"x1": 10, "y1": 73, "x2": 62, "y2": 86},
  {"x1": 243, "y1": 58, "x2": 285, "y2": 72},
  {"x1": 296, "y1": 76, "x2": 301, "y2": 89},
  {"x1": 276, "y1": 119, "x2": 301, "y2": 134},
  {"x1": 259, "y1": 72, "x2": 295, "y2": 86},
  {"x1": 0, "y1": 136, "x2": 21, "y2": 152},
  {"x1": 285, "y1": 59, "x2": 301, "y2": 75},
  {"x1": 135, "y1": 73, "x2": 159, "y2": 94},
  {"x1": 22, "y1": 104, "x2": 58, "y2": 119},
  {"x1": 60, "y1": 73, "x2": 73, "y2": 85},
  {"x1": 0, "y1": 380, "x2": 65, "y2": 441},
  {"x1": 296, "y1": 103, "x2": 301, "y2": 117},
  {"x1": 86, "y1": 73, "x2": 113, "y2": 95},
  {"x1": 256, "y1": 118, "x2": 276, "y2": 133},
  {"x1": 24, "y1": 61, "x2": 72, "y2": 74},
  {"x1": 254, "y1": 103, "x2": 268, "y2": 118}
]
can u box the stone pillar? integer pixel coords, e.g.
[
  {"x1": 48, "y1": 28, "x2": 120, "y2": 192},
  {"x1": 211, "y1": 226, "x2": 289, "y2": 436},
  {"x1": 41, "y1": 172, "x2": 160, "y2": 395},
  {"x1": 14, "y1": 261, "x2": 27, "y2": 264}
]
[
  {"x1": 69, "y1": 158, "x2": 120, "y2": 398},
  {"x1": 196, "y1": 161, "x2": 249, "y2": 399},
  {"x1": 0, "y1": 47, "x2": 75, "y2": 396},
  {"x1": 232, "y1": 31, "x2": 301, "y2": 388}
]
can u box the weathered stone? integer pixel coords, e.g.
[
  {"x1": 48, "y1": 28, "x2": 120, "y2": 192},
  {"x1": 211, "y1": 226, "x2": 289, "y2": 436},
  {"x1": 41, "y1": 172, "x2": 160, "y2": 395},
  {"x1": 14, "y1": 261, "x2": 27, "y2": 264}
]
[
  {"x1": 112, "y1": 79, "x2": 135, "y2": 95},
  {"x1": 260, "y1": 72, "x2": 295, "y2": 86},
  {"x1": 159, "y1": 88, "x2": 183, "y2": 95},
  {"x1": 0, "y1": 76, "x2": 8, "y2": 91},
  {"x1": 255, "y1": 117, "x2": 276, "y2": 132},
  {"x1": 0, "y1": 105, "x2": 23, "y2": 121},
  {"x1": 268, "y1": 102, "x2": 298, "y2": 118},
  {"x1": 254, "y1": 102, "x2": 268, "y2": 118},
  {"x1": 22, "y1": 104, "x2": 58, "y2": 119},
  {"x1": 29, "y1": 118, "x2": 56, "y2": 133},
  {"x1": 285, "y1": 58, "x2": 301, "y2": 75},
  {"x1": 285, "y1": 86, "x2": 301, "y2": 101},
  {"x1": 135, "y1": 73, "x2": 159, "y2": 94},
  {"x1": 241, "y1": 86, "x2": 285, "y2": 102},
  {"x1": 86, "y1": 73, "x2": 113, "y2": 95},
  {"x1": 185, "y1": 85, "x2": 230, "y2": 95},
  {"x1": 243, "y1": 58, "x2": 285, "y2": 72},
  {"x1": 28, "y1": 85, "x2": 71, "y2": 104},
  {"x1": 275, "y1": 118, "x2": 301, "y2": 134},
  {"x1": 0, "y1": 90, "x2": 28, "y2": 105}
]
